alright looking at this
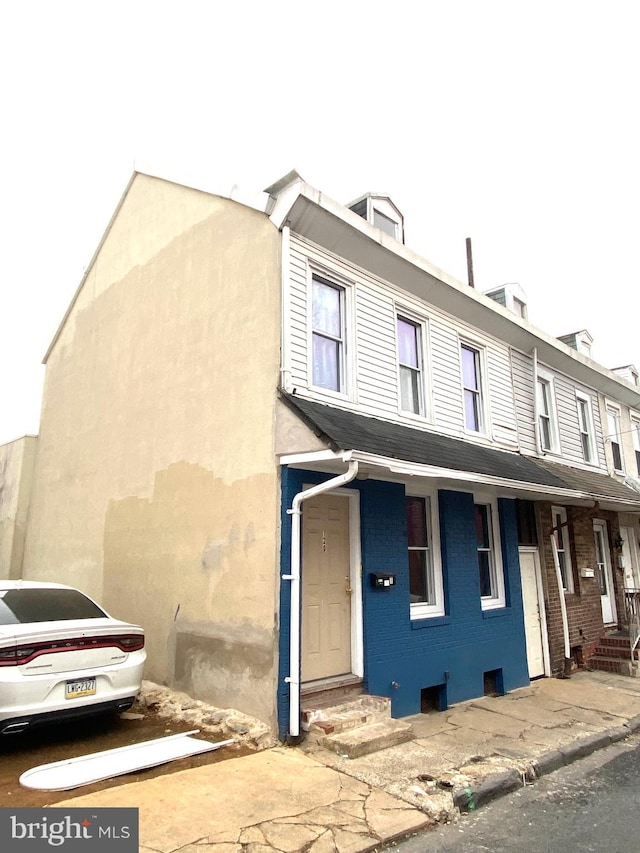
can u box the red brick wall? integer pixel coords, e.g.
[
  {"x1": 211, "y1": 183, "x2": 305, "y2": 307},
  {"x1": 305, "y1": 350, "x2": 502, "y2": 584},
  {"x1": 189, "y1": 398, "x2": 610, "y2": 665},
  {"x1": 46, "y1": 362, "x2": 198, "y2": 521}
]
[{"x1": 537, "y1": 503, "x2": 623, "y2": 673}]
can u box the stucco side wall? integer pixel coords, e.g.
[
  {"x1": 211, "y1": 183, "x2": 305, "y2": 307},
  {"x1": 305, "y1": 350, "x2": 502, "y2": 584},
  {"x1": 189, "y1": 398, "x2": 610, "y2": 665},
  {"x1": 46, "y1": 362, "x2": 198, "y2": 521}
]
[
  {"x1": 0, "y1": 435, "x2": 38, "y2": 579},
  {"x1": 22, "y1": 175, "x2": 282, "y2": 727}
]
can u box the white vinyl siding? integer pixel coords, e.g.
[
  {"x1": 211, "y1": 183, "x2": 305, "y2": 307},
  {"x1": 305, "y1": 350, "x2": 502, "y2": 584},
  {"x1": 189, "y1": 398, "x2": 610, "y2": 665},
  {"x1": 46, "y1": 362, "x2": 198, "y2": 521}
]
[
  {"x1": 286, "y1": 234, "x2": 518, "y2": 444},
  {"x1": 511, "y1": 349, "x2": 606, "y2": 466}
]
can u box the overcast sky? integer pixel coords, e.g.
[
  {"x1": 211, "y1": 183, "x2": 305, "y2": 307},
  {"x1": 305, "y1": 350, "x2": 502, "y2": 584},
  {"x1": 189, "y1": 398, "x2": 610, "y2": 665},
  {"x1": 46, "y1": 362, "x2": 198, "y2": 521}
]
[{"x1": 1, "y1": 1, "x2": 638, "y2": 445}]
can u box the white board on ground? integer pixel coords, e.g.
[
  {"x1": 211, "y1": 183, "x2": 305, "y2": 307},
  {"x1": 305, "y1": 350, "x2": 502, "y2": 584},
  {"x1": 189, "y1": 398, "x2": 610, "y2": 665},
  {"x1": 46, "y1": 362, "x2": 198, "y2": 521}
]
[{"x1": 19, "y1": 730, "x2": 234, "y2": 791}]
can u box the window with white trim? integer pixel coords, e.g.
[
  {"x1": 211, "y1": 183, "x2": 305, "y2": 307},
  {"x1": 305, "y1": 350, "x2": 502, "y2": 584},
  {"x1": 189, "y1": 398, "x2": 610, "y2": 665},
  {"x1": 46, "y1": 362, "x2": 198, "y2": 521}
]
[
  {"x1": 606, "y1": 405, "x2": 623, "y2": 472},
  {"x1": 474, "y1": 498, "x2": 505, "y2": 609},
  {"x1": 397, "y1": 315, "x2": 425, "y2": 416},
  {"x1": 311, "y1": 274, "x2": 346, "y2": 393},
  {"x1": 373, "y1": 208, "x2": 398, "y2": 238},
  {"x1": 576, "y1": 392, "x2": 596, "y2": 463},
  {"x1": 537, "y1": 374, "x2": 559, "y2": 452},
  {"x1": 632, "y1": 419, "x2": 640, "y2": 477},
  {"x1": 406, "y1": 493, "x2": 444, "y2": 618},
  {"x1": 552, "y1": 506, "x2": 573, "y2": 592},
  {"x1": 461, "y1": 343, "x2": 485, "y2": 433}
]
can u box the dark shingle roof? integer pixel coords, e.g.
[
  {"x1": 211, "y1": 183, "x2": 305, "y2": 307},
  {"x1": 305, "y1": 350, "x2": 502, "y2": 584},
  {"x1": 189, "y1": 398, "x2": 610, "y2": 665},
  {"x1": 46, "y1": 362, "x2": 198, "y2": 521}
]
[
  {"x1": 282, "y1": 394, "x2": 640, "y2": 507},
  {"x1": 282, "y1": 394, "x2": 566, "y2": 489}
]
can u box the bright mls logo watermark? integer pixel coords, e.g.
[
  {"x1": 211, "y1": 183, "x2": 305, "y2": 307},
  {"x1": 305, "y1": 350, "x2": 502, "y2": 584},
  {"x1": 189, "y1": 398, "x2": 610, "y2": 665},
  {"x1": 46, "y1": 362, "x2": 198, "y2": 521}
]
[{"x1": 0, "y1": 808, "x2": 138, "y2": 851}]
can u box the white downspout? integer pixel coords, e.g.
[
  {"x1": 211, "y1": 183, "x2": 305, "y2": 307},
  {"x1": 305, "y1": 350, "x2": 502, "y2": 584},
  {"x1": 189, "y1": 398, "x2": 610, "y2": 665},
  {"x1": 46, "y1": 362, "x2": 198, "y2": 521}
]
[
  {"x1": 283, "y1": 457, "x2": 359, "y2": 741},
  {"x1": 550, "y1": 531, "x2": 572, "y2": 675},
  {"x1": 280, "y1": 224, "x2": 292, "y2": 391}
]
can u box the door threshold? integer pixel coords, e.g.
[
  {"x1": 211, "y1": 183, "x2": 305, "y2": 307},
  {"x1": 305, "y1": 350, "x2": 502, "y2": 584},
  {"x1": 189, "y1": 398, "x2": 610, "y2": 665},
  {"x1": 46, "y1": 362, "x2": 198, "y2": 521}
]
[{"x1": 301, "y1": 674, "x2": 362, "y2": 696}]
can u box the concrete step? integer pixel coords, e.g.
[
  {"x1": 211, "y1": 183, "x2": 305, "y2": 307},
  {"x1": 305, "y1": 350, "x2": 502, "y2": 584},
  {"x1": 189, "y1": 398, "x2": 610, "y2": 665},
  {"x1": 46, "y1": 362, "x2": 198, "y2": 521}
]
[
  {"x1": 302, "y1": 695, "x2": 391, "y2": 735},
  {"x1": 320, "y1": 718, "x2": 414, "y2": 759}
]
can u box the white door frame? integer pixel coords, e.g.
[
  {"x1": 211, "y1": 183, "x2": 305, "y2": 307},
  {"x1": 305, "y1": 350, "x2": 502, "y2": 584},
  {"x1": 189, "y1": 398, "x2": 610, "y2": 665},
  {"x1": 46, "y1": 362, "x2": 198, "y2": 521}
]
[
  {"x1": 519, "y1": 546, "x2": 551, "y2": 677},
  {"x1": 303, "y1": 484, "x2": 363, "y2": 679},
  {"x1": 593, "y1": 519, "x2": 617, "y2": 625},
  {"x1": 620, "y1": 525, "x2": 640, "y2": 590}
]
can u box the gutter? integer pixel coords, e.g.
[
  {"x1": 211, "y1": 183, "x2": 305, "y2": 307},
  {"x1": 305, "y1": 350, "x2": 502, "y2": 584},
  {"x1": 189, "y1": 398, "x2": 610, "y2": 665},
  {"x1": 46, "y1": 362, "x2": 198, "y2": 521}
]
[{"x1": 283, "y1": 455, "x2": 359, "y2": 742}]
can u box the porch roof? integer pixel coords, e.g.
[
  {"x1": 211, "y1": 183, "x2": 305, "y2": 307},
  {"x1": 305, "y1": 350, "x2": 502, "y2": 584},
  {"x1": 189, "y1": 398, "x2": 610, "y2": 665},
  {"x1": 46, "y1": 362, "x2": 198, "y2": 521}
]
[{"x1": 280, "y1": 393, "x2": 640, "y2": 510}]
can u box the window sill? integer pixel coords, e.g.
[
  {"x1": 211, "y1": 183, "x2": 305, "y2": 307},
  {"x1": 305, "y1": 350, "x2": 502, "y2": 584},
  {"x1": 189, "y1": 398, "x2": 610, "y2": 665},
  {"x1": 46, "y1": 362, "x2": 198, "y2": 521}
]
[
  {"x1": 411, "y1": 615, "x2": 450, "y2": 629},
  {"x1": 481, "y1": 606, "x2": 508, "y2": 619}
]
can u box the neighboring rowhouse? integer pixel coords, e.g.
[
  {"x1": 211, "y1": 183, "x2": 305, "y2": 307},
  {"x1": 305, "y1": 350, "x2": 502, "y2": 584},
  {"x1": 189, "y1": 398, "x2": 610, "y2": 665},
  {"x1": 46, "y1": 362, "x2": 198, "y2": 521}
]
[
  {"x1": 0, "y1": 435, "x2": 38, "y2": 580},
  {"x1": 18, "y1": 169, "x2": 640, "y2": 740}
]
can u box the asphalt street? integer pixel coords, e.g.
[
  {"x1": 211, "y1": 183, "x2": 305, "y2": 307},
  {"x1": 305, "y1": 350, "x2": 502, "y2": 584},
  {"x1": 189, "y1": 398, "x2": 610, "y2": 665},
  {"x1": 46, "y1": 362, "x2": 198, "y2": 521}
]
[{"x1": 391, "y1": 733, "x2": 640, "y2": 853}]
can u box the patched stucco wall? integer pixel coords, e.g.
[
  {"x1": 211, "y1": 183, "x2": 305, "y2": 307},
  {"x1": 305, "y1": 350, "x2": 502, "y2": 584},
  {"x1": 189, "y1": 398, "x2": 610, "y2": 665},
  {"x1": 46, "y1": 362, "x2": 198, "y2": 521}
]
[
  {"x1": 22, "y1": 174, "x2": 282, "y2": 728},
  {"x1": 0, "y1": 435, "x2": 38, "y2": 579}
]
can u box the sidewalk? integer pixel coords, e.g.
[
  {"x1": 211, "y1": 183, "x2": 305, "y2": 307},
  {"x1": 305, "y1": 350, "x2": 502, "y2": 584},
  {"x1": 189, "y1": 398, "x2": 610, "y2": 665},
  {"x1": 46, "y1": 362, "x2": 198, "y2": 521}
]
[{"x1": 54, "y1": 670, "x2": 640, "y2": 852}]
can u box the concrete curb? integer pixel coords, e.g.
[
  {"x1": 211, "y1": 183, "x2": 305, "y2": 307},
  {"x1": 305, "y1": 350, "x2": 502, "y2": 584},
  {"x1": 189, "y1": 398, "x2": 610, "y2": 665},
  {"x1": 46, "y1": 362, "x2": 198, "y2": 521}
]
[{"x1": 454, "y1": 722, "x2": 638, "y2": 814}]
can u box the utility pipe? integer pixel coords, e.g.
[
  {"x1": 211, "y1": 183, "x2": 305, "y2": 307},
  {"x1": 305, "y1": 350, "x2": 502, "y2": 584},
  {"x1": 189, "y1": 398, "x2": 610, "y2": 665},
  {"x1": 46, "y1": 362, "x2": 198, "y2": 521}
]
[
  {"x1": 550, "y1": 531, "x2": 572, "y2": 676},
  {"x1": 284, "y1": 458, "x2": 359, "y2": 741}
]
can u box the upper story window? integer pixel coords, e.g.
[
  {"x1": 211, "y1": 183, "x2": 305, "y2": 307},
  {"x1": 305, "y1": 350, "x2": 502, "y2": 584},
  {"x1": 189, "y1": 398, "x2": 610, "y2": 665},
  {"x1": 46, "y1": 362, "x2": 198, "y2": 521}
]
[
  {"x1": 576, "y1": 392, "x2": 596, "y2": 464},
  {"x1": 311, "y1": 274, "x2": 346, "y2": 393},
  {"x1": 406, "y1": 493, "x2": 444, "y2": 619},
  {"x1": 475, "y1": 498, "x2": 505, "y2": 610},
  {"x1": 461, "y1": 344, "x2": 485, "y2": 433},
  {"x1": 397, "y1": 315, "x2": 425, "y2": 416},
  {"x1": 606, "y1": 405, "x2": 623, "y2": 472},
  {"x1": 552, "y1": 506, "x2": 574, "y2": 592},
  {"x1": 536, "y1": 373, "x2": 559, "y2": 453},
  {"x1": 373, "y1": 208, "x2": 398, "y2": 238},
  {"x1": 632, "y1": 419, "x2": 640, "y2": 477}
]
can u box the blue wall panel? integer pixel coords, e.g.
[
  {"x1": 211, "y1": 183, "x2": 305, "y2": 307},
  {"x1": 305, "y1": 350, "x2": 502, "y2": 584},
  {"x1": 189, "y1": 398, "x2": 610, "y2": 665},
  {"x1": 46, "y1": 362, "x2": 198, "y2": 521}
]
[{"x1": 277, "y1": 469, "x2": 529, "y2": 737}]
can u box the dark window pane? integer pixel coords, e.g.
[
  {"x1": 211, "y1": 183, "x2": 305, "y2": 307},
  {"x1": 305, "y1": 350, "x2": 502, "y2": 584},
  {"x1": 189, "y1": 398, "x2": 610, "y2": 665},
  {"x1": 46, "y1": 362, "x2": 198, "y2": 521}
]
[
  {"x1": 406, "y1": 497, "x2": 427, "y2": 547},
  {"x1": 464, "y1": 389, "x2": 479, "y2": 430},
  {"x1": 478, "y1": 552, "x2": 492, "y2": 597},
  {"x1": 409, "y1": 550, "x2": 427, "y2": 602},
  {"x1": 475, "y1": 504, "x2": 490, "y2": 548}
]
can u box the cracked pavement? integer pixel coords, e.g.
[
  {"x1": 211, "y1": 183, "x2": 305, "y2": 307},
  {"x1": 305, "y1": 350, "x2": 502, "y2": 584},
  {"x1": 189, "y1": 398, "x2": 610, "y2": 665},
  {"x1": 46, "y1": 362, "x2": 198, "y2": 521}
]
[{"x1": 52, "y1": 670, "x2": 640, "y2": 852}]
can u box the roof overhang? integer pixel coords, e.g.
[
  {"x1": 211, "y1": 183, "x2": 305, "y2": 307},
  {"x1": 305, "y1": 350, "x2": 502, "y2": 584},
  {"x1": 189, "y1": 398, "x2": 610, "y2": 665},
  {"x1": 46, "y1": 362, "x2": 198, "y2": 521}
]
[
  {"x1": 268, "y1": 178, "x2": 640, "y2": 410},
  {"x1": 279, "y1": 448, "x2": 640, "y2": 511}
]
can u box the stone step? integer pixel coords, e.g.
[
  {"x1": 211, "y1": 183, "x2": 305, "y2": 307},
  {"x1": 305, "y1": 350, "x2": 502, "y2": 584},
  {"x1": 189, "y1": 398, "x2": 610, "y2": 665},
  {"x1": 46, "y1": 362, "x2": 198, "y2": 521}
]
[
  {"x1": 301, "y1": 695, "x2": 391, "y2": 735},
  {"x1": 593, "y1": 644, "x2": 633, "y2": 659},
  {"x1": 588, "y1": 655, "x2": 638, "y2": 677},
  {"x1": 320, "y1": 718, "x2": 414, "y2": 759}
]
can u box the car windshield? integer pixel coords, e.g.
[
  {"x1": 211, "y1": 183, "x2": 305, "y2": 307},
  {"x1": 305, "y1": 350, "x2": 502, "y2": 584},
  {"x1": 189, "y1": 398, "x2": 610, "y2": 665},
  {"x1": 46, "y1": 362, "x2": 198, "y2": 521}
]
[{"x1": 0, "y1": 588, "x2": 107, "y2": 625}]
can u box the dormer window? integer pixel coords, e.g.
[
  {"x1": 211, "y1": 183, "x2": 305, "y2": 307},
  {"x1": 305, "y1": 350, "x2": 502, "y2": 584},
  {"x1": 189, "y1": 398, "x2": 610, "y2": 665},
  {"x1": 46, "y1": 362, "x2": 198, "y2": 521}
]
[
  {"x1": 347, "y1": 194, "x2": 405, "y2": 243},
  {"x1": 483, "y1": 283, "x2": 528, "y2": 319},
  {"x1": 373, "y1": 208, "x2": 398, "y2": 238}
]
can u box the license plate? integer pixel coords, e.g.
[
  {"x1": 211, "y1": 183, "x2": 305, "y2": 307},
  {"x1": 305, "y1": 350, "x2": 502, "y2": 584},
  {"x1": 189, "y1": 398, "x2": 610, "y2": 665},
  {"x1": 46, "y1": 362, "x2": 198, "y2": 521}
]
[{"x1": 65, "y1": 677, "x2": 96, "y2": 699}]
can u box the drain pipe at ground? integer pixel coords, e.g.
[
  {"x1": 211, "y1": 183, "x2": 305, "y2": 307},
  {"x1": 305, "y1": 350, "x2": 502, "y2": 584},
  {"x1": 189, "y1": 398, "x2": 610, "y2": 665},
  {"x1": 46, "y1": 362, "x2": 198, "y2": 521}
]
[
  {"x1": 284, "y1": 457, "x2": 359, "y2": 742},
  {"x1": 550, "y1": 531, "x2": 572, "y2": 676}
]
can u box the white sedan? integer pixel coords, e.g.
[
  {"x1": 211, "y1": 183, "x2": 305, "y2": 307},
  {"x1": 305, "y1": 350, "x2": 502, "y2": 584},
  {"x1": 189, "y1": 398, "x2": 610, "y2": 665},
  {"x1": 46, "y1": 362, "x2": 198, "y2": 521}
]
[{"x1": 0, "y1": 580, "x2": 146, "y2": 735}]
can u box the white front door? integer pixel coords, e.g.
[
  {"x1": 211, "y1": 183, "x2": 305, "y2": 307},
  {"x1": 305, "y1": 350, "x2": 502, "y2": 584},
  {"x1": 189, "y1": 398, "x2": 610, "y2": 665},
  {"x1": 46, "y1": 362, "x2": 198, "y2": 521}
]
[
  {"x1": 620, "y1": 525, "x2": 640, "y2": 590},
  {"x1": 301, "y1": 493, "x2": 352, "y2": 682},
  {"x1": 594, "y1": 519, "x2": 617, "y2": 625},
  {"x1": 519, "y1": 549, "x2": 546, "y2": 678}
]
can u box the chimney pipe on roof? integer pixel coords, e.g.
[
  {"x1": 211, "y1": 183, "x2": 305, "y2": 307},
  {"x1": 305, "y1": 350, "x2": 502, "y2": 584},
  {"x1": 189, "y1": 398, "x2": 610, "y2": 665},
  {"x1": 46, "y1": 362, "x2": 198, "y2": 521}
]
[{"x1": 466, "y1": 237, "x2": 475, "y2": 288}]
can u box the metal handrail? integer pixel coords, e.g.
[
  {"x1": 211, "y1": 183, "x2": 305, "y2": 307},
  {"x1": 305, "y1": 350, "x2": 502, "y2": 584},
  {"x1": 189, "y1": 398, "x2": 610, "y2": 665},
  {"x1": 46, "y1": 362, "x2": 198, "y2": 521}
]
[{"x1": 623, "y1": 589, "x2": 640, "y2": 655}]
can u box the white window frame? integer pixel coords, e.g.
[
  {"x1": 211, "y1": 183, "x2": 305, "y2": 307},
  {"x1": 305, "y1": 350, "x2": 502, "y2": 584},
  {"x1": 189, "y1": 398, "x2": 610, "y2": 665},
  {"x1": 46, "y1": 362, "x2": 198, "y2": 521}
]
[
  {"x1": 474, "y1": 495, "x2": 506, "y2": 610},
  {"x1": 460, "y1": 341, "x2": 486, "y2": 434},
  {"x1": 552, "y1": 506, "x2": 574, "y2": 593},
  {"x1": 308, "y1": 270, "x2": 352, "y2": 398},
  {"x1": 396, "y1": 311, "x2": 429, "y2": 419},
  {"x1": 576, "y1": 391, "x2": 597, "y2": 464},
  {"x1": 536, "y1": 369, "x2": 560, "y2": 453},
  {"x1": 606, "y1": 403, "x2": 624, "y2": 473},
  {"x1": 632, "y1": 418, "x2": 640, "y2": 477},
  {"x1": 406, "y1": 488, "x2": 444, "y2": 619}
]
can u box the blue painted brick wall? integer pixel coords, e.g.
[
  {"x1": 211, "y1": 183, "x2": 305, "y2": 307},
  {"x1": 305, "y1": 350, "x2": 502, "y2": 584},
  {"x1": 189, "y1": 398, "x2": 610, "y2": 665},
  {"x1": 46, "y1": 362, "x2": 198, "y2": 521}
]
[{"x1": 277, "y1": 469, "x2": 529, "y2": 736}]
